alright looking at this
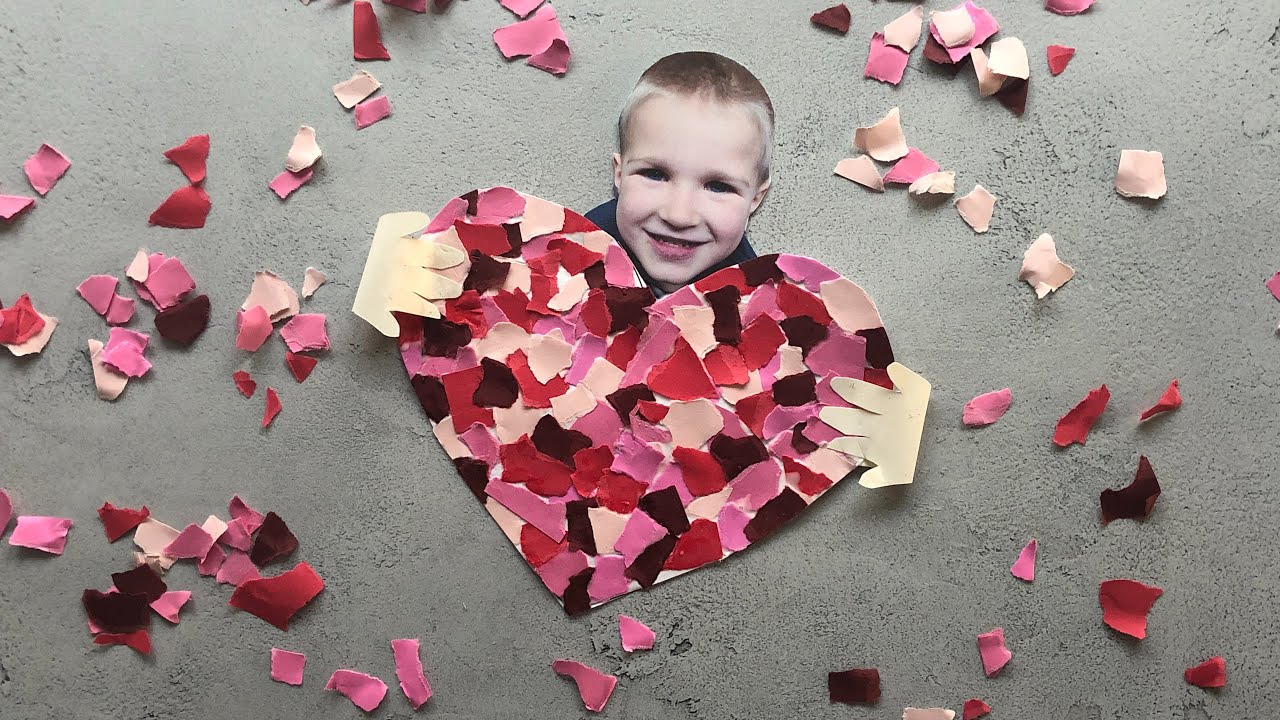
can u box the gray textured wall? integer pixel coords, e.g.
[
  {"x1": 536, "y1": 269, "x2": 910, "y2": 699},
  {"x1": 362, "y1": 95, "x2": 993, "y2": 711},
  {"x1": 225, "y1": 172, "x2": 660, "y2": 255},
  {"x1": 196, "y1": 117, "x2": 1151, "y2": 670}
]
[{"x1": 1, "y1": 0, "x2": 1277, "y2": 718}]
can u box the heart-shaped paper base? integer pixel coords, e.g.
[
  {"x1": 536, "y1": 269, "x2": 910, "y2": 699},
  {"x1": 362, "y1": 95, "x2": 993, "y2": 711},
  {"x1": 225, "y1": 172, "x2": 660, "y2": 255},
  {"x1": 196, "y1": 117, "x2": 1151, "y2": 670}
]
[{"x1": 356, "y1": 188, "x2": 914, "y2": 614}]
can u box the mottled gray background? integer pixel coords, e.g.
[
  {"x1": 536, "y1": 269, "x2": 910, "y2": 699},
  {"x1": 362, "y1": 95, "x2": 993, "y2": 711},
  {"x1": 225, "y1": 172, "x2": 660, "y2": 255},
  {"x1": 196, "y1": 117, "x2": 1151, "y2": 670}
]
[{"x1": 1, "y1": 0, "x2": 1277, "y2": 718}]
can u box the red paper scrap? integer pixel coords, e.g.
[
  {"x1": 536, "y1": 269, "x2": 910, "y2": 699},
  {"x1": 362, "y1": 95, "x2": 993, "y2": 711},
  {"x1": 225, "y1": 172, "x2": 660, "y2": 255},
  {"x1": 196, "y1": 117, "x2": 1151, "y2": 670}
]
[
  {"x1": 648, "y1": 338, "x2": 717, "y2": 401},
  {"x1": 233, "y1": 370, "x2": 257, "y2": 398},
  {"x1": 1047, "y1": 44, "x2": 1075, "y2": 75},
  {"x1": 249, "y1": 512, "x2": 298, "y2": 566},
  {"x1": 963, "y1": 698, "x2": 992, "y2": 719},
  {"x1": 827, "y1": 667, "x2": 880, "y2": 704},
  {"x1": 149, "y1": 185, "x2": 211, "y2": 229},
  {"x1": 1139, "y1": 379, "x2": 1181, "y2": 421},
  {"x1": 1100, "y1": 455, "x2": 1161, "y2": 524},
  {"x1": 1184, "y1": 656, "x2": 1226, "y2": 689},
  {"x1": 97, "y1": 502, "x2": 150, "y2": 542},
  {"x1": 263, "y1": 388, "x2": 282, "y2": 428},
  {"x1": 353, "y1": 0, "x2": 391, "y2": 60},
  {"x1": 228, "y1": 561, "x2": 325, "y2": 630},
  {"x1": 285, "y1": 351, "x2": 318, "y2": 383},
  {"x1": 811, "y1": 4, "x2": 851, "y2": 33},
  {"x1": 93, "y1": 629, "x2": 151, "y2": 654},
  {"x1": 164, "y1": 134, "x2": 210, "y2": 184},
  {"x1": 0, "y1": 295, "x2": 46, "y2": 345},
  {"x1": 1099, "y1": 578, "x2": 1163, "y2": 639},
  {"x1": 1053, "y1": 384, "x2": 1109, "y2": 447}
]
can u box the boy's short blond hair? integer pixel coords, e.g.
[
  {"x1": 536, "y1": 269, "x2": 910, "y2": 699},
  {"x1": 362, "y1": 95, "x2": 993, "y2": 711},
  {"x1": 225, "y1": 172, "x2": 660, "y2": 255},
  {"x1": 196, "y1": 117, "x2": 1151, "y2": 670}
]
[{"x1": 617, "y1": 51, "x2": 775, "y2": 183}]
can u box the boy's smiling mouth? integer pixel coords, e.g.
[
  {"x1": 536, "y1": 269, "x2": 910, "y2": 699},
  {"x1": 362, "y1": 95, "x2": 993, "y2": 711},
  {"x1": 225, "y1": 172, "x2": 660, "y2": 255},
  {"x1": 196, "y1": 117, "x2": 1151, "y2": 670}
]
[{"x1": 645, "y1": 229, "x2": 709, "y2": 260}]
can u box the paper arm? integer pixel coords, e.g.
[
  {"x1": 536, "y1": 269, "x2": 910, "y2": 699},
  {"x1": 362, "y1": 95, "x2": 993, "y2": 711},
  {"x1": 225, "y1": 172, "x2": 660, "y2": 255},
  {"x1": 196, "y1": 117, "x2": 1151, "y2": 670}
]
[{"x1": 352, "y1": 211, "x2": 466, "y2": 337}]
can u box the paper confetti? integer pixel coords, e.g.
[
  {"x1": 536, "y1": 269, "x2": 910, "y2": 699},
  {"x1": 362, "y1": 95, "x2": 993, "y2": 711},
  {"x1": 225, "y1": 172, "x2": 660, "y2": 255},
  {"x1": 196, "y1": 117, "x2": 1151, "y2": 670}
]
[
  {"x1": 154, "y1": 294, "x2": 211, "y2": 345},
  {"x1": 1047, "y1": 44, "x2": 1075, "y2": 75},
  {"x1": 977, "y1": 627, "x2": 1012, "y2": 676},
  {"x1": 1099, "y1": 578, "x2": 1163, "y2": 639},
  {"x1": 928, "y1": 1, "x2": 999, "y2": 63},
  {"x1": 0, "y1": 194, "x2": 36, "y2": 221},
  {"x1": 618, "y1": 615, "x2": 655, "y2": 651},
  {"x1": 970, "y1": 48, "x2": 1005, "y2": 96},
  {"x1": 905, "y1": 709, "x2": 956, "y2": 720},
  {"x1": 827, "y1": 667, "x2": 880, "y2": 704},
  {"x1": 100, "y1": 501, "x2": 152, "y2": 543},
  {"x1": 334, "y1": 70, "x2": 381, "y2": 109},
  {"x1": 987, "y1": 37, "x2": 1030, "y2": 79},
  {"x1": 962, "y1": 388, "x2": 1011, "y2": 426},
  {"x1": 23, "y1": 144, "x2": 71, "y2": 196},
  {"x1": 552, "y1": 659, "x2": 617, "y2": 713},
  {"x1": 0, "y1": 489, "x2": 12, "y2": 536},
  {"x1": 1115, "y1": 150, "x2": 1167, "y2": 199},
  {"x1": 1, "y1": 295, "x2": 57, "y2": 357},
  {"x1": 263, "y1": 388, "x2": 282, "y2": 428},
  {"x1": 100, "y1": 328, "x2": 152, "y2": 378},
  {"x1": 500, "y1": 0, "x2": 546, "y2": 18},
  {"x1": 302, "y1": 267, "x2": 328, "y2": 298},
  {"x1": 493, "y1": 3, "x2": 571, "y2": 75},
  {"x1": 8, "y1": 516, "x2": 73, "y2": 554},
  {"x1": 228, "y1": 561, "x2": 324, "y2": 630},
  {"x1": 955, "y1": 185, "x2": 996, "y2": 232},
  {"x1": 1020, "y1": 233, "x2": 1075, "y2": 298},
  {"x1": 908, "y1": 171, "x2": 955, "y2": 195},
  {"x1": 353, "y1": 0, "x2": 390, "y2": 60},
  {"x1": 284, "y1": 126, "x2": 321, "y2": 173},
  {"x1": 1184, "y1": 657, "x2": 1226, "y2": 689},
  {"x1": 834, "y1": 156, "x2": 884, "y2": 192},
  {"x1": 884, "y1": 148, "x2": 940, "y2": 186},
  {"x1": 285, "y1": 352, "x2": 318, "y2": 383},
  {"x1": 1100, "y1": 455, "x2": 1161, "y2": 524},
  {"x1": 149, "y1": 185, "x2": 211, "y2": 229},
  {"x1": 865, "y1": 32, "x2": 910, "y2": 85},
  {"x1": 355, "y1": 95, "x2": 393, "y2": 129},
  {"x1": 326, "y1": 669, "x2": 388, "y2": 712},
  {"x1": 271, "y1": 648, "x2": 307, "y2": 686},
  {"x1": 150, "y1": 590, "x2": 191, "y2": 623},
  {"x1": 854, "y1": 107, "x2": 909, "y2": 162},
  {"x1": 280, "y1": 314, "x2": 329, "y2": 352},
  {"x1": 269, "y1": 170, "x2": 313, "y2": 200},
  {"x1": 1045, "y1": 0, "x2": 1094, "y2": 15},
  {"x1": 931, "y1": 6, "x2": 975, "y2": 48},
  {"x1": 164, "y1": 134, "x2": 210, "y2": 184},
  {"x1": 391, "y1": 638, "x2": 434, "y2": 709},
  {"x1": 963, "y1": 699, "x2": 992, "y2": 719},
  {"x1": 883, "y1": 5, "x2": 924, "y2": 51},
  {"x1": 1139, "y1": 379, "x2": 1181, "y2": 421},
  {"x1": 233, "y1": 370, "x2": 257, "y2": 398},
  {"x1": 1010, "y1": 538, "x2": 1036, "y2": 581},
  {"x1": 77, "y1": 275, "x2": 119, "y2": 316},
  {"x1": 236, "y1": 306, "x2": 273, "y2": 352},
  {"x1": 1053, "y1": 384, "x2": 1109, "y2": 447},
  {"x1": 810, "y1": 4, "x2": 851, "y2": 34}
]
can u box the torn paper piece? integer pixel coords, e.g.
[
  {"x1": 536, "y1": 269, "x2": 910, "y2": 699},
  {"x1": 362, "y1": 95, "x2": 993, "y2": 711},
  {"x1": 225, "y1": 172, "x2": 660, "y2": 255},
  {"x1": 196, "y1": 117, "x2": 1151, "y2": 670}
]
[
  {"x1": 1047, "y1": 44, "x2": 1075, "y2": 75},
  {"x1": 1010, "y1": 539, "x2": 1036, "y2": 581},
  {"x1": 883, "y1": 5, "x2": 924, "y2": 51},
  {"x1": 970, "y1": 49, "x2": 1004, "y2": 96},
  {"x1": 527, "y1": 37, "x2": 570, "y2": 75},
  {"x1": 931, "y1": 6, "x2": 975, "y2": 47},
  {"x1": 150, "y1": 590, "x2": 191, "y2": 623},
  {"x1": 977, "y1": 627, "x2": 1011, "y2": 676},
  {"x1": 884, "y1": 148, "x2": 940, "y2": 185},
  {"x1": 241, "y1": 270, "x2": 299, "y2": 322},
  {"x1": 93, "y1": 629, "x2": 152, "y2": 654},
  {"x1": 0, "y1": 195, "x2": 36, "y2": 221},
  {"x1": 269, "y1": 169, "x2": 313, "y2": 200},
  {"x1": 99, "y1": 328, "x2": 151, "y2": 378},
  {"x1": 821, "y1": 362, "x2": 931, "y2": 488},
  {"x1": 384, "y1": 0, "x2": 427, "y2": 10},
  {"x1": 353, "y1": 0, "x2": 391, "y2": 60},
  {"x1": 216, "y1": 551, "x2": 261, "y2": 586},
  {"x1": 908, "y1": 172, "x2": 955, "y2": 195},
  {"x1": 1101, "y1": 455, "x2": 1161, "y2": 524},
  {"x1": 163, "y1": 524, "x2": 216, "y2": 560},
  {"x1": 821, "y1": 277, "x2": 884, "y2": 333},
  {"x1": 987, "y1": 37, "x2": 1030, "y2": 79},
  {"x1": 827, "y1": 668, "x2": 880, "y2": 704},
  {"x1": 1185, "y1": 657, "x2": 1226, "y2": 689},
  {"x1": 124, "y1": 249, "x2": 150, "y2": 283},
  {"x1": 149, "y1": 185, "x2": 211, "y2": 229},
  {"x1": 1099, "y1": 578, "x2": 1163, "y2": 639},
  {"x1": 834, "y1": 156, "x2": 884, "y2": 191},
  {"x1": 249, "y1": 512, "x2": 297, "y2": 566},
  {"x1": 236, "y1": 307, "x2": 273, "y2": 352},
  {"x1": 853, "y1": 107, "x2": 908, "y2": 162},
  {"x1": 0, "y1": 294, "x2": 45, "y2": 345},
  {"x1": 228, "y1": 561, "x2": 324, "y2": 630},
  {"x1": 154, "y1": 294, "x2": 210, "y2": 345},
  {"x1": 355, "y1": 95, "x2": 392, "y2": 129},
  {"x1": 77, "y1": 275, "x2": 118, "y2": 316},
  {"x1": 286, "y1": 351, "x2": 317, "y2": 383},
  {"x1": 1115, "y1": 150, "x2": 1167, "y2": 199},
  {"x1": 955, "y1": 185, "x2": 996, "y2": 232},
  {"x1": 105, "y1": 294, "x2": 135, "y2": 325},
  {"x1": 0, "y1": 490, "x2": 9, "y2": 536},
  {"x1": 929, "y1": 1, "x2": 999, "y2": 62},
  {"x1": 280, "y1": 314, "x2": 329, "y2": 352},
  {"x1": 233, "y1": 370, "x2": 257, "y2": 398},
  {"x1": 164, "y1": 134, "x2": 210, "y2": 184},
  {"x1": 552, "y1": 659, "x2": 618, "y2": 713},
  {"x1": 134, "y1": 518, "x2": 179, "y2": 570},
  {"x1": 1053, "y1": 384, "x2": 1109, "y2": 447},
  {"x1": 302, "y1": 267, "x2": 327, "y2": 298},
  {"x1": 619, "y1": 615, "x2": 655, "y2": 651},
  {"x1": 263, "y1": 388, "x2": 282, "y2": 428},
  {"x1": 284, "y1": 126, "x2": 321, "y2": 173},
  {"x1": 392, "y1": 638, "x2": 433, "y2": 709},
  {"x1": 326, "y1": 669, "x2": 388, "y2": 712},
  {"x1": 271, "y1": 648, "x2": 306, "y2": 686},
  {"x1": 8, "y1": 516, "x2": 73, "y2": 554},
  {"x1": 493, "y1": 4, "x2": 571, "y2": 75},
  {"x1": 811, "y1": 4, "x2": 851, "y2": 34},
  {"x1": 112, "y1": 565, "x2": 167, "y2": 603},
  {"x1": 995, "y1": 77, "x2": 1028, "y2": 116},
  {"x1": 1045, "y1": 0, "x2": 1094, "y2": 15},
  {"x1": 3, "y1": 309, "x2": 56, "y2": 357},
  {"x1": 1140, "y1": 379, "x2": 1181, "y2": 421},
  {"x1": 140, "y1": 256, "x2": 196, "y2": 311},
  {"x1": 353, "y1": 211, "x2": 468, "y2": 336},
  {"x1": 98, "y1": 502, "x2": 151, "y2": 542},
  {"x1": 333, "y1": 70, "x2": 381, "y2": 109},
  {"x1": 1019, "y1": 234, "x2": 1075, "y2": 298},
  {"x1": 962, "y1": 388, "x2": 1011, "y2": 426},
  {"x1": 964, "y1": 699, "x2": 992, "y2": 719},
  {"x1": 905, "y1": 709, "x2": 956, "y2": 720},
  {"x1": 865, "y1": 33, "x2": 909, "y2": 85},
  {"x1": 23, "y1": 144, "x2": 71, "y2": 195},
  {"x1": 500, "y1": 0, "x2": 545, "y2": 18}
]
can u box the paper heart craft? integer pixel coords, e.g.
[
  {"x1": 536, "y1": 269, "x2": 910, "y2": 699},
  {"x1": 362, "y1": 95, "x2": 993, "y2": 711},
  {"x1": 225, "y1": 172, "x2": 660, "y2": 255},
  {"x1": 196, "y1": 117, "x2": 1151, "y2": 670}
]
[{"x1": 354, "y1": 188, "x2": 930, "y2": 614}]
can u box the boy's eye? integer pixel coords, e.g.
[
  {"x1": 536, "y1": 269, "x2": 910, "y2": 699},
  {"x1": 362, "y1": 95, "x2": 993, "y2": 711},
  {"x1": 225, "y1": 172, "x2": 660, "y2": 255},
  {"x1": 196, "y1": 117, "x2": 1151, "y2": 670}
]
[
  {"x1": 705, "y1": 180, "x2": 735, "y2": 194},
  {"x1": 638, "y1": 168, "x2": 666, "y2": 181}
]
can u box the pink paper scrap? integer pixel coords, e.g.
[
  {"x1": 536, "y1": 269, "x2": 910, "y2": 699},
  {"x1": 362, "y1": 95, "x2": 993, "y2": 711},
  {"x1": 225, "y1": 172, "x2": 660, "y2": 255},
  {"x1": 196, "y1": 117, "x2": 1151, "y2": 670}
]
[
  {"x1": 105, "y1": 295, "x2": 135, "y2": 325},
  {"x1": 864, "y1": 32, "x2": 909, "y2": 85},
  {"x1": 354, "y1": 95, "x2": 392, "y2": 129},
  {"x1": 325, "y1": 669, "x2": 389, "y2": 712},
  {"x1": 163, "y1": 523, "x2": 216, "y2": 560},
  {"x1": 77, "y1": 275, "x2": 119, "y2": 315},
  {"x1": 8, "y1": 516, "x2": 73, "y2": 555},
  {"x1": 142, "y1": 257, "x2": 197, "y2": 311},
  {"x1": 962, "y1": 388, "x2": 1012, "y2": 427},
  {"x1": 23, "y1": 144, "x2": 72, "y2": 196},
  {"x1": 280, "y1": 313, "x2": 330, "y2": 352},
  {"x1": 977, "y1": 627, "x2": 1012, "y2": 676},
  {"x1": 884, "y1": 148, "x2": 941, "y2": 185},
  {"x1": 1266, "y1": 271, "x2": 1280, "y2": 302},
  {"x1": 552, "y1": 659, "x2": 618, "y2": 712},
  {"x1": 392, "y1": 638, "x2": 433, "y2": 709},
  {"x1": 269, "y1": 169, "x2": 313, "y2": 200},
  {"x1": 236, "y1": 306, "x2": 273, "y2": 352},
  {"x1": 1010, "y1": 539, "x2": 1036, "y2": 582},
  {"x1": 0, "y1": 195, "x2": 37, "y2": 221},
  {"x1": 150, "y1": 590, "x2": 192, "y2": 623},
  {"x1": 619, "y1": 614, "x2": 656, "y2": 651},
  {"x1": 271, "y1": 648, "x2": 307, "y2": 686},
  {"x1": 1045, "y1": 0, "x2": 1094, "y2": 15},
  {"x1": 930, "y1": 1, "x2": 1000, "y2": 63},
  {"x1": 216, "y1": 550, "x2": 261, "y2": 586},
  {"x1": 0, "y1": 489, "x2": 11, "y2": 535},
  {"x1": 100, "y1": 328, "x2": 152, "y2": 378}
]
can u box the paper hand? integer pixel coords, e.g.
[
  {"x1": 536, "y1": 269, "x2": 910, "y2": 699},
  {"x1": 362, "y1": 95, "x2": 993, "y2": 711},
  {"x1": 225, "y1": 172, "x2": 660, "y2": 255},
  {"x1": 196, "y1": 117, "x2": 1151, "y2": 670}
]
[
  {"x1": 818, "y1": 362, "x2": 931, "y2": 488},
  {"x1": 353, "y1": 211, "x2": 466, "y2": 337}
]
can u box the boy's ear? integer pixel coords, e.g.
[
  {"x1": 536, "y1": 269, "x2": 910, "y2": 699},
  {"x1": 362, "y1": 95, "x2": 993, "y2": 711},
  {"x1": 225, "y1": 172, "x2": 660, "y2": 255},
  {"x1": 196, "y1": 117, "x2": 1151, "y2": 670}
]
[
  {"x1": 749, "y1": 177, "x2": 771, "y2": 214},
  {"x1": 612, "y1": 153, "x2": 623, "y2": 194}
]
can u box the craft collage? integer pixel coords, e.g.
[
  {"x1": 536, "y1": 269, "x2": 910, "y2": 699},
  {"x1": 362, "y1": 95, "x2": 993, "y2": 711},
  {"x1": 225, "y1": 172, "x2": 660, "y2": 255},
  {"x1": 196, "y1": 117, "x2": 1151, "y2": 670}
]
[{"x1": 0, "y1": 0, "x2": 1276, "y2": 718}]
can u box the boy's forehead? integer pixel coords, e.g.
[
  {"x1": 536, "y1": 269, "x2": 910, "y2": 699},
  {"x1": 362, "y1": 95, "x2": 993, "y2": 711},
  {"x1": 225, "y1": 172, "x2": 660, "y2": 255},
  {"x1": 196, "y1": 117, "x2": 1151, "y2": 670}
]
[{"x1": 625, "y1": 93, "x2": 767, "y2": 158}]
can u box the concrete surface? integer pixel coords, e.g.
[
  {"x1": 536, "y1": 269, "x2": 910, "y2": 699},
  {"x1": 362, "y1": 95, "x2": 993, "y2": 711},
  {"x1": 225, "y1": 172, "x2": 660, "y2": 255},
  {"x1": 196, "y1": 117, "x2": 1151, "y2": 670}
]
[{"x1": 1, "y1": 0, "x2": 1278, "y2": 718}]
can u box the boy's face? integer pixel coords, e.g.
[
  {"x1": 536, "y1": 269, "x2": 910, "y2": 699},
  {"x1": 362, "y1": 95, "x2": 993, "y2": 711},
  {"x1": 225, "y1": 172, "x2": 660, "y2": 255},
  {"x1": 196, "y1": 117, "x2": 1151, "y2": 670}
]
[{"x1": 613, "y1": 93, "x2": 771, "y2": 292}]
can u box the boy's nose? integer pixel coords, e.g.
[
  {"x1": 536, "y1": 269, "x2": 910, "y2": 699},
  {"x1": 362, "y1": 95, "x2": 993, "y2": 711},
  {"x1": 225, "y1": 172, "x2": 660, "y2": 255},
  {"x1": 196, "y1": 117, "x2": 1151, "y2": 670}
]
[{"x1": 658, "y1": 186, "x2": 699, "y2": 229}]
